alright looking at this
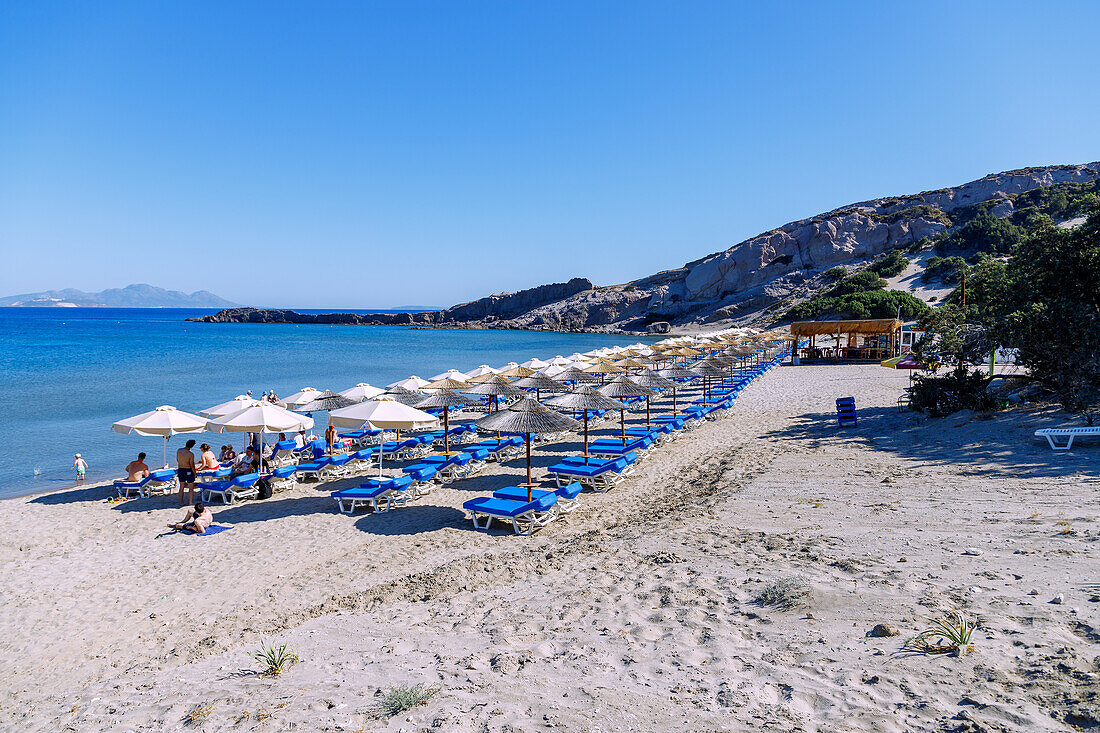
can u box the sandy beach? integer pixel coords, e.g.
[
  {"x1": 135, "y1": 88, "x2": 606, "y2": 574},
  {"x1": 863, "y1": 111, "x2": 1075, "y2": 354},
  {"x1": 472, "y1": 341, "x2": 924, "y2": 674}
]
[{"x1": 2, "y1": 364, "x2": 1097, "y2": 732}]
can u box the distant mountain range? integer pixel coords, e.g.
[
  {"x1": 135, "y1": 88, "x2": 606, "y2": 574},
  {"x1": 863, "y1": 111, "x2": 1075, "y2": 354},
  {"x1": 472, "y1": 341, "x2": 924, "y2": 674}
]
[{"x1": 0, "y1": 284, "x2": 239, "y2": 308}]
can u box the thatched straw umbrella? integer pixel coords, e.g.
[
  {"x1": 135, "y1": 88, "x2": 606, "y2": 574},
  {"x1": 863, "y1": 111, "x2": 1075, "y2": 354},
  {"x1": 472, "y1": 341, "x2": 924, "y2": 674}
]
[
  {"x1": 496, "y1": 364, "x2": 536, "y2": 379},
  {"x1": 545, "y1": 387, "x2": 625, "y2": 463},
  {"x1": 382, "y1": 386, "x2": 425, "y2": 406},
  {"x1": 656, "y1": 365, "x2": 697, "y2": 415},
  {"x1": 295, "y1": 390, "x2": 358, "y2": 413},
  {"x1": 467, "y1": 377, "x2": 525, "y2": 413},
  {"x1": 513, "y1": 373, "x2": 568, "y2": 402},
  {"x1": 475, "y1": 397, "x2": 580, "y2": 497},
  {"x1": 423, "y1": 377, "x2": 474, "y2": 392},
  {"x1": 688, "y1": 361, "x2": 726, "y2": 403},
  {"x1": 415, "y1": 389, "x2": 476, "y2": 455},
  {"x1": 598, "y1": 377, "x2": 658, "y2": 443},
  {"x1": 618, "y1": 369, "x2": 675, "y2": 426},
  {"x1": 553, "y1": 366, "x2": 600, "y2": 385}
]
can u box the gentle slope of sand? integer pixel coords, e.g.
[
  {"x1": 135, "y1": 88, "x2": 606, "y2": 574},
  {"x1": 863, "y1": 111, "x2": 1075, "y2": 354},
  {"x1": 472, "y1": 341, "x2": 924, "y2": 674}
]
[{"x1": 1, "y1": 365, "x2": 1097, "y2": 731}]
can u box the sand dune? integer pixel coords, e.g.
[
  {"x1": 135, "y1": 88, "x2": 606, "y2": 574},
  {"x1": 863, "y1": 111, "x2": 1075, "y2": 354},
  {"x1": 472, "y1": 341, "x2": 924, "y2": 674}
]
[{"x1": 1, "y1": 365, "x2": 1097, "y2": 731}]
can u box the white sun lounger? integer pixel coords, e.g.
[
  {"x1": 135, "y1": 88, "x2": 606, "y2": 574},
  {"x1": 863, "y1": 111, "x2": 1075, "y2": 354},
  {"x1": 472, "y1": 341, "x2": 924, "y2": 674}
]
[{"x1": 1035, "y1": 426, "x2": 1100, "y2": 450}]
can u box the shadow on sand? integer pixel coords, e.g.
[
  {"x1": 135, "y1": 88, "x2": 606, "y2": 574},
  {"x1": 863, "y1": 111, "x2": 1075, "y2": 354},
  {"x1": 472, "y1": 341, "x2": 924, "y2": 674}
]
[
  {"x1": 760, "y1": 404, "x2": 1095, "y2": 480},
  {"x1": 353, "y1": 504, "x2": 467, "y2": 536}
]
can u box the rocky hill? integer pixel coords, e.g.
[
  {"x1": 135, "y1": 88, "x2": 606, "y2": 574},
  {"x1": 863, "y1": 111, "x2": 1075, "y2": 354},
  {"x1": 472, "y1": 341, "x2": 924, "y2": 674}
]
[
  {"x1": 0, "y1": 283, "x2": 238, "y2": 308},
  {"x1": 194, "y1": 163, "x2": 1100, "y2": 332}
]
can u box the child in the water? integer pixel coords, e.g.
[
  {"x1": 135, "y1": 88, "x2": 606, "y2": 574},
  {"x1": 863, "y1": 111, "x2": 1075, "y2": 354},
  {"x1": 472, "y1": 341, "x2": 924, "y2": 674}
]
[{"x1": 72, "y1": 454, "x2": 88, "y2": 483}]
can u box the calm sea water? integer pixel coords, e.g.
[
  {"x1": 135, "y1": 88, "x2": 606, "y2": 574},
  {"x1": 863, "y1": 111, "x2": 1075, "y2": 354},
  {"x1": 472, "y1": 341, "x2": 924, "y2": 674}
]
[{"x1": 0, "y1": 308, "x2": 653, "y2": 499}]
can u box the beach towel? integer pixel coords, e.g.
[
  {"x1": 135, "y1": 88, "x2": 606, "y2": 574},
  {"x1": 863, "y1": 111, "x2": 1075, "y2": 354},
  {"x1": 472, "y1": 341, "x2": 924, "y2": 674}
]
[{"x1": 197, "y1": 524, "x2": 233, "y2": 535}]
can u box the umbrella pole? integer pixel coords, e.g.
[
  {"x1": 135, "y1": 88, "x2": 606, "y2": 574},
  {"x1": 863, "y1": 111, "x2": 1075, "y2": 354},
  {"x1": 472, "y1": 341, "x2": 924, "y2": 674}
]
[
  {"x1": 525, "y1": 433, "x2": 532, "y2": 498},
  {"x1": 583, "y1": 411, "x2": 589, "y2": 465},
  {"x1": 620, "y1": 408, "x2": 626, "y2": 445},
  {"x1": 673, "y1": 387, "x2": 679, "y2": 416},
  {"x1": 443, "y1": 406, "x2": 450, "y2": 455},
  {"x1": 163, "y1": 435, "x2": 168, "y2": 469},
  {"x1": 645, "y1": 396, "x2": 651, "y2": 428}
]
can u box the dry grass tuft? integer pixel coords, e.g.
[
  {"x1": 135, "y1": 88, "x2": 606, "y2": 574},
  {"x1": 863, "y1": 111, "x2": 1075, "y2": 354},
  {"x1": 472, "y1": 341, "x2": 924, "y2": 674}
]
[
  {"x1": 184, "y1": 703, "x2": 215, "y2": 726},
  {"x1": 754, "y1": 576, "x2": 812, "y2": 610},
  {"x1": 377, "y1": 683, "x2": 438, "y2": 717}
]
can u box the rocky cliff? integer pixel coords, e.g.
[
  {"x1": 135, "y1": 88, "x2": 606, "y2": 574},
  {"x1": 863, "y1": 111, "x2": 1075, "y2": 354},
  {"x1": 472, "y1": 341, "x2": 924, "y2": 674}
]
[
  {"x1": 193, "y1": 163, "x2": 1100, "y2": 332},
  {"x1": 496, "y1": 162, "x2": 1100, "y2": 331},
  {"x1": 190, "y1": 278, "x2": 595, "y2": 327}
]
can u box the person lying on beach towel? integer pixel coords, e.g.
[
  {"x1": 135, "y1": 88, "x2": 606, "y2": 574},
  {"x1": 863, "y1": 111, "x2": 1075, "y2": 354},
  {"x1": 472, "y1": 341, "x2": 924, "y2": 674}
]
[{"x1": 167, "y1": 501, "x2": 213, "y2": 534}]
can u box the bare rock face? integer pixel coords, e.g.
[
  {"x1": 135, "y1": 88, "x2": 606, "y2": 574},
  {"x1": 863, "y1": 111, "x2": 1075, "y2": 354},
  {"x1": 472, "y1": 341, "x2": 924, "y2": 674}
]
[
  {"x1": 192, "y1": 163, "x2": 1099, "y2": 333},
  {"x1": 445, "y1": 278, "x2": 593, "y2": 321},
  {"x1": 632, "y1": 162, "x2": 1099, "y2": 327}
]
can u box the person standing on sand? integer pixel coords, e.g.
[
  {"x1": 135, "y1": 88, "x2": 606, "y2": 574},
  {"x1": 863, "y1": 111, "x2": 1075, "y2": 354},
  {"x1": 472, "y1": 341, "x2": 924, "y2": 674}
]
[
  {"x1": 176, "y1": 439, "x2": 197, "y2": 506},
  {"x1": 325, "y1": 423, "x2": 337, "y2": 453},
  {"x1": 72, "y1": 454, "x2": 88, "y2": 483}
]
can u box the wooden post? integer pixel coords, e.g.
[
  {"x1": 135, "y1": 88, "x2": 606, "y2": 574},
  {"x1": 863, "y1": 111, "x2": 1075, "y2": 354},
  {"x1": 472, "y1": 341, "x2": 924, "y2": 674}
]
[
  {"x1": 525, "y1": 433, "x2": 532, "y2": 496},
  {"x1": 583, "y1": 410, "x2": 589, "y2": 465}
]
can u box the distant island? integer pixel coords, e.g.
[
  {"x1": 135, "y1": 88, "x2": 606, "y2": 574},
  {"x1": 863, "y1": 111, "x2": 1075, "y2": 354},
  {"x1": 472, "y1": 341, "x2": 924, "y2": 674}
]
[{"x1": 0, "y1": 284, "x2": 239, "y2": 308}]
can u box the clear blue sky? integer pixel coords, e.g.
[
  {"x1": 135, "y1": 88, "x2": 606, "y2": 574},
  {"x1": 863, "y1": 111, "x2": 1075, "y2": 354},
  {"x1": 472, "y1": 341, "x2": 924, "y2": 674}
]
[{"x1": 2, "y1": 1, "x2": 1098, "y2": 309}]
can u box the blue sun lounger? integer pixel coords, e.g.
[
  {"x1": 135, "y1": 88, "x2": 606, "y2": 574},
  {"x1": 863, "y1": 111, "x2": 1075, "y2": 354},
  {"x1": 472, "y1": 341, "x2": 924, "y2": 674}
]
[
  {"x1": 266, "y1": 440, "x2": 299, "y2": 467},
  {"x1": 493, "y1": 482, "x2": 584, "y2": 514},
  {"x1": 587, "y1": 436, "x2": 653, "y2": 459},
  {"x1": 545, "y1": 456, "x2": 630, "y2": 491},
  {"x1": 203, "y1": 472, "x2": 260, "y2": 505},
  {"x1": 113, "y1": 468, "x2": 178, "y2": 498},
  {"x1": 331, "y1": 476, "x2": 417, "y2": 513},
  {"x1": 266, "y1": 464, "x2": 298, "y2": 493},
  {"x1": 462, "y1": 491, "x2": 559, "y2": 535}
]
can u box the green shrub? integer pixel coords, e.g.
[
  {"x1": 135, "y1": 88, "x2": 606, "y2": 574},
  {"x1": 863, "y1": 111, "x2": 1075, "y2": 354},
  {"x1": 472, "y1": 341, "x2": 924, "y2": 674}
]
[
  {"x1": 936, "y1": 211, "x2": 1024, "y2": 255},
  {"x1": 922, "y1": 256, "x2": 968, "y2": 284},
  {"x1": 868, "y1": 250, "x2": 909, "y2": 278},
  {"x1": 823, "y1": 270, "x2": 887, "y2": 297},
  {"x1": 784, "y1": 289, "x2": 928, "y2": 321},
  {"x1": 822, "y1": 266, "x2": 847, "y2": 281},
  {"x1": 872, "y1": 205, "x2": 952, "y2": 226},
  {"x1": 908, "y1": 237, "x2": 933, "y2": 254},
  {"x1": 907, "y1": 369, "x2": 997, "y2": 417}
]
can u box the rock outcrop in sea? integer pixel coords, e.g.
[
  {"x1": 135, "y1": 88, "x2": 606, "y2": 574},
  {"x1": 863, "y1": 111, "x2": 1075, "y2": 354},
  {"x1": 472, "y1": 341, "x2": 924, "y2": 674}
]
[{"x1": 193, "y1": 162, "x2": 1100, "y2": 332}]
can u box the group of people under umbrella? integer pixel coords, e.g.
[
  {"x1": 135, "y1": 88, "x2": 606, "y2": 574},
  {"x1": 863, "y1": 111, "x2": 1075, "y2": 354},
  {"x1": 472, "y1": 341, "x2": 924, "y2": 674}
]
[{"x1": 111, "y1": 331, "x2": 787, "y2": 501}]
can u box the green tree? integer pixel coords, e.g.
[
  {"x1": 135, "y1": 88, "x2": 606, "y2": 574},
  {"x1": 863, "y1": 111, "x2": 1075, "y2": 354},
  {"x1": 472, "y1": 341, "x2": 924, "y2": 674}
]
[
  {"x1": 938, "y1": 211, "x2": 1024, "y2": 255},
  {"x1": 997, "y1": 214, "x2": 1100, "y2": 422}
]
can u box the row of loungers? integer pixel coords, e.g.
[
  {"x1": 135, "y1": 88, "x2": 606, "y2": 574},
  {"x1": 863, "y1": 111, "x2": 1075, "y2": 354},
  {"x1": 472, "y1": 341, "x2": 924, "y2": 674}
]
[
  {"x1": 329, "y1": 448, "x2": 495, "y2": 513},
  {"x1": 114, "y1": 352, "x2": 785, "y2": 509},
  {"x1": 459, "y1": 351, "x2": 787, "y2": 533}
]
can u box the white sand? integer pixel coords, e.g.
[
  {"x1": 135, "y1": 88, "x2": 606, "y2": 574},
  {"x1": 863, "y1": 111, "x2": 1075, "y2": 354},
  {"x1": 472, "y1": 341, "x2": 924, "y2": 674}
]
[{"x1": 2, "y1": 365, "x2": 1097, "y2": 731}]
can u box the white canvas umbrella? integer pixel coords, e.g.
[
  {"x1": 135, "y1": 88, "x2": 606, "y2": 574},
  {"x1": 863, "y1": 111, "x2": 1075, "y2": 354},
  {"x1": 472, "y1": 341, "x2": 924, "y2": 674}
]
[
  {"x1": 429, "y1": 369, "x2": 470, "y2": 383},
  {"x1": 112, "y1": 405, "x2": 207, "y2": 467},
  {"x1": 520, "y1": 357, "x2": 550, "y2": 369},
  {"x1": 200, "y1": 394, "x2": 260, "y2": 418},
  {"x1": 338, "y1": 383, "x2": 385, "y2": 402},
  {"x1": 548, "y1": 355, "x2": 571, "y2": 366},
  {"x1": 281, "y1": 387, "x2": 324, "y2": 408},
  {"x1": 540, "y1": 364, "x2": 568, "y2": 377},
  {"x1": 206, "y1": 403, "x2": 315, "y2": 470},
  {"x1": 329, "y1": 397, "x2": 439, "y2": 477},
  {"x1": 387, "y1": 375, "x2": 429, "y2": 391},
  {"x1": 464, "y1": 364, "x2": 500, "y2": 380}
]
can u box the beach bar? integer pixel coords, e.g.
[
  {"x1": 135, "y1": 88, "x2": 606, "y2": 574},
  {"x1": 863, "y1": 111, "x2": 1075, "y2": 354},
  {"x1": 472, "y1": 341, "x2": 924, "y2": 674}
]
[{"x1": 789, "y1": 319, "x2": 903, "y2": 365}]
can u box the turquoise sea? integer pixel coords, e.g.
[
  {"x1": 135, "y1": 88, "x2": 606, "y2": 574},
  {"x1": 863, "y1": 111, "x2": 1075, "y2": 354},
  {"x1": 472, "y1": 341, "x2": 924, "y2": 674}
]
[{"x1": 0, "y1": 307, "x2": 653, "y2": 499}]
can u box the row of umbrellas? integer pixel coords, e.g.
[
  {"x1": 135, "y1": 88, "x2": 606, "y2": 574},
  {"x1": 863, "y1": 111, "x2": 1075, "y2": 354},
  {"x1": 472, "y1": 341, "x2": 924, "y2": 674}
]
[{"x1": 112, "y1": 333, "x2": 786, "y2": 472}]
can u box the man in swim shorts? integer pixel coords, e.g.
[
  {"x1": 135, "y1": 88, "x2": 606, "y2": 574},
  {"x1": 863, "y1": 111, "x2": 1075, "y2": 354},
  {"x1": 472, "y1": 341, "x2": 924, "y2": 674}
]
[
  {"x1": 126, "y1": 452, "x2": 150, "y2": 482},
  {"x1": 176, "y1": 439, "x2": 197, "y2": 506},
  {"x1": 168, "y1": 501, "x2": 213, "y2": 534}
]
